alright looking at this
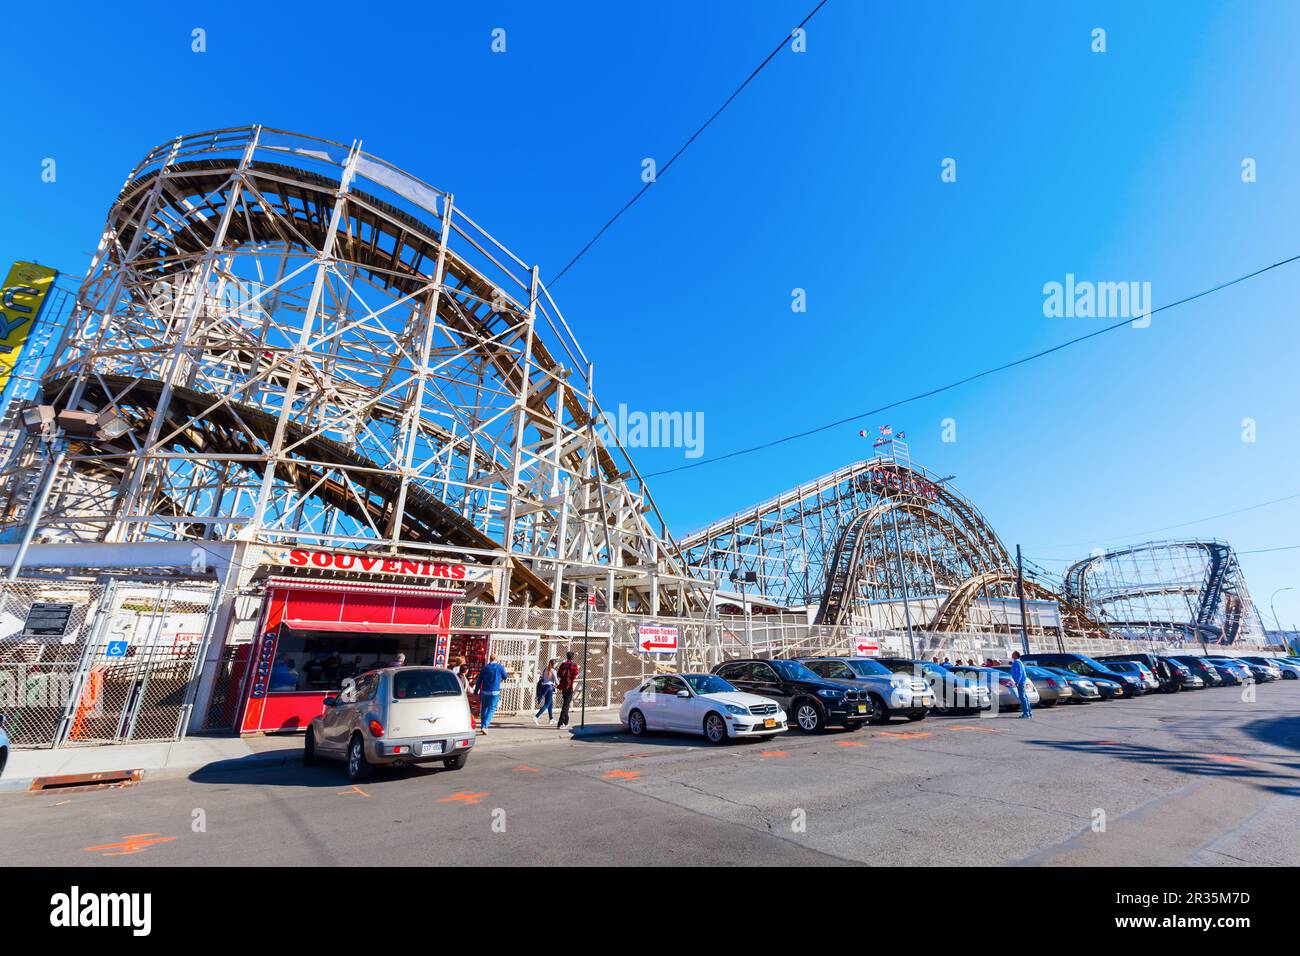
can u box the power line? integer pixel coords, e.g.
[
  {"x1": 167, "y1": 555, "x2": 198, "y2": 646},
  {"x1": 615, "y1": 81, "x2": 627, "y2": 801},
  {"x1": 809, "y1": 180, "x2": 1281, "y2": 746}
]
[
  {"x1": 547, "y1": 0, "x2": 829, "y2": 288},
  {"x1": 643, "y1": 251, "x2": 1300, "y2": 479},
  {"x1": 1029, "y1": 489, "x2": 1300, "y2": 553}
]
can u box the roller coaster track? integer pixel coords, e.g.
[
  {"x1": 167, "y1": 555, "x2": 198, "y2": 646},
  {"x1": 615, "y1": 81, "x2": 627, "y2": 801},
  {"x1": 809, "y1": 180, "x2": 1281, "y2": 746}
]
[{"x1": 45, "y1": 374, "x2": 553, "y2": 602}]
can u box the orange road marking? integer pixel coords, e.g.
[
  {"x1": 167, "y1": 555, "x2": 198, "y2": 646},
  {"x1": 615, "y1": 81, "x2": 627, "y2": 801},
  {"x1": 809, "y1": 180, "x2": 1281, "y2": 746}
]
[
  {"x1": 760, "y1": 750, "x2": 788, "y2": 758},
  {"x1": 602, "y1": 769, "x2": 640, "y2": 781},
  {"x1": 1207, "y1": 753, "x2": 1267, "y2": 768},
  {"x1": 836, "y1": 740, "x2": 867, "y2": 747},
  {"x1": 622, "y1": 753, "x2": 653, "y2": 759},
  {"x1": 946, "y1": 724, "x2": 1002, "y2": 733},
  {"x1": 513, "y1": 764, "x2": 540, "y2": 773},
  {"x1": 439, "y1": 790, "x2": 491, "y2": 805},
  {"x1": 337, "y1": 785, "x2": 370, "y2": 797},
  {"x1": 84, "y1": 833, "x2": 176, "y2": 857},
  {"x1": 880, "y1": 731, "x2": 932, "y2": 739}
]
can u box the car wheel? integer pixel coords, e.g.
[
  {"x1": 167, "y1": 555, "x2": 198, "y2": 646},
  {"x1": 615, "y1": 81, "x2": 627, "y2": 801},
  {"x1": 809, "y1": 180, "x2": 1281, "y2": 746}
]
[
  {"x1": 703, "y1": 712, "x2": 729, "y2": 744},
  {"x1": 346, "y1": 734, "x2": 371, "y2": 782},
  {"x1": 627, "y1": 709, "x2": 647, "y2": 737},
  {"x1": 304, "y1": 728, "x2": 319, "y2": 766},
  {"x1": 443, "y1": 753, "x2": 468, "y2": 771},
  {"x1": 868, "y1": 694, "x2": 890, "y2": 724},
  {"x1": 793, "y1": 699, "x2": 826, "y2": 733}
]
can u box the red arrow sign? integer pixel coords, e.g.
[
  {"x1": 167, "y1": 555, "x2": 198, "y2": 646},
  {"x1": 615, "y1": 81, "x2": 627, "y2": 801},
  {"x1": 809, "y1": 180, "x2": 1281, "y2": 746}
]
[{"x1": 640, "y1": 638, "x2": 676, "y2": 651}]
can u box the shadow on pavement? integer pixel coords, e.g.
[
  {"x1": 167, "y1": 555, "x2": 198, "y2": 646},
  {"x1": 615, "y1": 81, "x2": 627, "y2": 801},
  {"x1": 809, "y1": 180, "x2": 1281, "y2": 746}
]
[
  {"x1": 1026, "y1": 737, "x2": 1300, "y2": 796},
  {"x1": 186, "y1": 750, "x2": 470, "y2": 788},
  {"x1": 1240, "y1": 714, "x2": 1300, "y2": 753}
]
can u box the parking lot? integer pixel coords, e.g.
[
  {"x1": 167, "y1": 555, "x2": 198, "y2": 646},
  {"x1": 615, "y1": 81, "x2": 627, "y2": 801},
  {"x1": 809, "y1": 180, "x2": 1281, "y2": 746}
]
[{"x1": 2, "y1": 681, "x2": 1297, "y2": 867}]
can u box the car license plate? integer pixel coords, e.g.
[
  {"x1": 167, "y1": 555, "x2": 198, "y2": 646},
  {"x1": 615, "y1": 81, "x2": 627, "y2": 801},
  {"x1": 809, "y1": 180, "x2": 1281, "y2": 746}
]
[
  {"x1": 419, "y1": 741, "x2": 444, "y2": 756},
  {"x1": 857, "y1": 704, "x2": 867, "y2": 713},
  {"x1": 763, "y1": 718, "x2": 776, "y2": 728}
]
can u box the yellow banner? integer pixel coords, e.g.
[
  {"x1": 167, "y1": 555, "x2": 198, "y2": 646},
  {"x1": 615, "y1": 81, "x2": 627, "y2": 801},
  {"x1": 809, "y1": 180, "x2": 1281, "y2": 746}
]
[{"x1": 0, "y1": 261, "x2": 58, "y2": 397}]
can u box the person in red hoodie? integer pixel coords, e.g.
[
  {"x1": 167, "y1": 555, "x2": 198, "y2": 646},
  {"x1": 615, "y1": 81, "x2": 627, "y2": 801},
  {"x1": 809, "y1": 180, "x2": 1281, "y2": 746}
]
[{"x1": 556, "y1": 651, "x2": 580, "y2": 728}]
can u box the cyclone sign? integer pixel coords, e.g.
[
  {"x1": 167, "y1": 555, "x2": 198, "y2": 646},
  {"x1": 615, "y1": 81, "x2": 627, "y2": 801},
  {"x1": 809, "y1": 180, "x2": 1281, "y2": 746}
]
[{"x1": 0, "y1": 262, "x2": 58, "y2": 398}]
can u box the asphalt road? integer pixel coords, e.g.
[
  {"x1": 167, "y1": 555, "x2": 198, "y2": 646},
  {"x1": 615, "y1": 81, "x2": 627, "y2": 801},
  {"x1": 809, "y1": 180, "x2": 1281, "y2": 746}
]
[{"x1": 3, "y1": 682, "x2": 1298, "y2": 867}]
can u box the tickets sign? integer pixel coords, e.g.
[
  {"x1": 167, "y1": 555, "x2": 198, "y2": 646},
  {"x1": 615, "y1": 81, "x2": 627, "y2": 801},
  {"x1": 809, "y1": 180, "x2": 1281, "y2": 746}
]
[
  {"x1": 263, "y1": 547, "x2": 495, "y2": 584},
  {"x1": 638, "y1": 623, "x2": 679, "y2": 654}
]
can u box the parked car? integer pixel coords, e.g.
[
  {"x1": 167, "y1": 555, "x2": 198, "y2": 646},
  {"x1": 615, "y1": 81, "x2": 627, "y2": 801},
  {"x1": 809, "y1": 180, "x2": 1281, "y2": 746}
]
[
  {"x1": 1239, "y1": 656, "x2": 1295, "y2": 681},
  {"x1": 1235, "y1": 658, "x2": 1281, "y2": 683},
  {"x1": 0, "y1": 714, "x2": 9, "y2": 780},
  {"x1": 1168, "y1": 655, "x2": 1225, "y2": 687},
  {"x1": 1023, "y1": 653, "x2": 1142, "y2": 698},
  {"x1": 621, "y1": 672, "x2": 787, "y2": 743},
  {"x1": 993, "y1": 664, "x2": 1073, "y2": 706},
  {"x1": 1205, "y1": 657, "x2": 1255, "y2": 686},
  {"x1": 796, "y1": 656, "x2": 935, "y2": 722},
  {"x1": 712, "y1": 658, "x2": 877, "y2": 733},
  {"x1": 1102, "y1": 660, "x2": 1160, "y2": 692},
  {"x1": 950, "y1": 665, "x2": 1041, "y2": 711},
  {"x1": 1095, "y1": 653, "x2": 1182, "y2": 693},
  {"x1": 305, "y1": 666, "x2": 476, "y2": 781},
  {"x1": 1273, "y1": 659, "x2": 1300, "y2": 679},
  {"x1": 1038, "y1": 666, "x2": 1102, "y2": 702},
  {"x1": 875, "y1": 658, "x2": 995, "y2": 714}
]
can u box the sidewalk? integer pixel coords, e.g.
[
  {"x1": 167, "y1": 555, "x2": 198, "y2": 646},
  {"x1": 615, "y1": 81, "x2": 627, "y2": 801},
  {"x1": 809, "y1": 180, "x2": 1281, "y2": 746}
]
[{"x1": 0, "y1": 707, "x2": 626, "y2": 791}]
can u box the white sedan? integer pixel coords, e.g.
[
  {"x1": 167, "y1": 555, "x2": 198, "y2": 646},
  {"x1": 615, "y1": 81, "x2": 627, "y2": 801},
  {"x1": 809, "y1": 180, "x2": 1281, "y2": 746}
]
[{"x1": 620, "y1": 673, "x2": 787, "y2": 744}]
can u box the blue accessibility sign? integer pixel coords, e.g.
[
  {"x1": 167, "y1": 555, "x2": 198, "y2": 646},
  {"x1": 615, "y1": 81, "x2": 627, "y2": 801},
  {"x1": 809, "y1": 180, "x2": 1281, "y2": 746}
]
[{"x1": 106, "y1": 641, "x2": 129, "y2": 658}]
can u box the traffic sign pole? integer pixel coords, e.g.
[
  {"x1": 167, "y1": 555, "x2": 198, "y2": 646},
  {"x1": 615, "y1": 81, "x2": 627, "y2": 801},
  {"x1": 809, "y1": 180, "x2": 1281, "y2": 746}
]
[{"x1": 580, "y1": 593, "x2": 594, "y2": 728}]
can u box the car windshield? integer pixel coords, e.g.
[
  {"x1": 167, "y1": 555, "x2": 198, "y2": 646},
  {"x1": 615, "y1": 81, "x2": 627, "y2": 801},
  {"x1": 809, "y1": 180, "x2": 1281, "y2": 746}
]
[
  {"x1": 683, "y1": 674, "x2": 736, "y2": 695},
  {"x1": 392, "y1": 669, "x2": 461, "y2": 699},
  {"x1": 770, "y1": 659, "x2": 821, "y2": 682},
  {"x1": 847, "y1": 659, "x2": 891, "y2": 677},
  {"x1": 876, "y1": 659, "x2": 920, "y2": 674}
]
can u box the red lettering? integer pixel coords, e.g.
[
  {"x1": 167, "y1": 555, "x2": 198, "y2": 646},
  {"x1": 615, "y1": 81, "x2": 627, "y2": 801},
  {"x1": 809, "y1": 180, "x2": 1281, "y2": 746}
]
[
  {"x1": 382, "y1": 559, "x2": 400, "y2": 573},
  {"x1": 449, "y1": 565, "x2": 466, "y2": 580},
  {"x1": 334, "y1": 554, "x2": 356, "y2": 570},
  {"x1": 399, "y1": 561, "x2": 421, "y2": 576},
  {"x1": 359, "y1": 557, "x2": 381, "y2": 572},
  {"x1": 288, "y1": 549, "x2": 308, "y2": 567},
  {"x1": 311, "y1": 552, "x2": 332, "y2": 567}
]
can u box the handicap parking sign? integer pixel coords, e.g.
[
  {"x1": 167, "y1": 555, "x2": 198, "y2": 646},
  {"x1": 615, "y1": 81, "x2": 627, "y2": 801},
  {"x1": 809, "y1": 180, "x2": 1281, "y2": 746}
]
[{"x1": 106, "y1": 640, "x2": 129, "y2": 658}]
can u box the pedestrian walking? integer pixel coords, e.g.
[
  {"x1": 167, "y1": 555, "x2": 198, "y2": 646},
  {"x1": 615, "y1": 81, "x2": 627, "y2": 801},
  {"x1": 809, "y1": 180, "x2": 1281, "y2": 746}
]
[
  {"x1": 473, "y1": 653, "x2": 509, "y2": 734},
  {"x1": 450, "y1": 656, "x2": 468, "y2": 690},
  {"x1": 1010, "y1": 650, "x2": 1032, "y2": 719},
  {"x1": 556, "y1": 651, "x2": 580, "y2": 728},
  {"x1": 533, "y1": 658, "x2": 558, "y2": 725}
]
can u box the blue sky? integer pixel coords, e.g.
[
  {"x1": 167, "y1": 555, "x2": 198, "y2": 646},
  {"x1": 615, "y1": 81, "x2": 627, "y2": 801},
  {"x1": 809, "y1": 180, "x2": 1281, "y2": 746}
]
[{"x1": 4, "y1": 1, "x2": 1299, "y2": 624}]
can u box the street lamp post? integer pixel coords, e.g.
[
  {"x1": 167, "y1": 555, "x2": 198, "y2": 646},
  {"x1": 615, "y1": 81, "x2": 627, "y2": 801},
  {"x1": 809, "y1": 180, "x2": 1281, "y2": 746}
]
[{"x1": 1269, "y1": 587, "x2": 1294, "y2": 647}]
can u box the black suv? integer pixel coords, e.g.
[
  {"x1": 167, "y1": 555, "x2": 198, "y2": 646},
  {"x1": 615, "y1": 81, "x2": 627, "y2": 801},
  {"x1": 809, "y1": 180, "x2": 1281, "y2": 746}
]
[
  {"x1": 1096, "y1": 653, "x2": 1181, "y2": 693},
  {"x1": 711, "y1": 658, "x2": 878, "y2": 733},
  {"x1": 1167, "y1": 655, "x2": 1225, "y2": 687}
]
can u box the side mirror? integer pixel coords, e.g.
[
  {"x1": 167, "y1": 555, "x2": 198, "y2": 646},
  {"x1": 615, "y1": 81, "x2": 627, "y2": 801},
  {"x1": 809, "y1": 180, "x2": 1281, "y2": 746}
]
[
  {"x1": 676, "y1": 690, "x2": 690, "y2": 699},
  {"x1": 323, "y1": 697, "x2": 337, "y2": 708}
]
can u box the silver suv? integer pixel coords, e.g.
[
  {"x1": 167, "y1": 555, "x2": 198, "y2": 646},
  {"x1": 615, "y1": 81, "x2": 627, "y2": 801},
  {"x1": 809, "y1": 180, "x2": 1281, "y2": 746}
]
[
  {"x1": 796, "y1": 656, "x2": 935, "y2": 723},
  {"x1": 305, "y1": 667, "x2": 476, "y2": 781}
]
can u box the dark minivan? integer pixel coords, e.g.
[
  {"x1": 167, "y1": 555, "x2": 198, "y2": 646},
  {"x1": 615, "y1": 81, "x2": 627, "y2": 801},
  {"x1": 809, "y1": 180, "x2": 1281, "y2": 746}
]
[
  {"x1": 712, "y1": 658, "x2": 878, "y2": 733},
  {"x1": 1021, "y1": 652, "x2": 1142, "y2": 698}
]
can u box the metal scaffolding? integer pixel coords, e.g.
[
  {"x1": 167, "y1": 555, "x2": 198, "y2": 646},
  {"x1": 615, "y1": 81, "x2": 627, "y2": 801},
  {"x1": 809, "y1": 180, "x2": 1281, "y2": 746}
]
[{"x1": 0, "y1": 126, "x2": 706, "y2": 616}]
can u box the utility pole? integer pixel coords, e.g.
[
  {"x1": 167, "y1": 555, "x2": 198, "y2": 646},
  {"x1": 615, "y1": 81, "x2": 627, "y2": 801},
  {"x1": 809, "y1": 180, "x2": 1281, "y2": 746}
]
[
  {"x1": 730, "y1": 569, "x2": 757, "y2": 654},
  {"x1": 1015, "y1": 544, "x2": 1031, "y2": 656}
]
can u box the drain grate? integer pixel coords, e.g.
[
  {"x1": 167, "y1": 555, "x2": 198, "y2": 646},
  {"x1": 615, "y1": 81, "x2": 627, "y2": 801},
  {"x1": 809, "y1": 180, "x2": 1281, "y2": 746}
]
[{"x1": 28, "y1": 769, "x2": 143, "y2": 792}]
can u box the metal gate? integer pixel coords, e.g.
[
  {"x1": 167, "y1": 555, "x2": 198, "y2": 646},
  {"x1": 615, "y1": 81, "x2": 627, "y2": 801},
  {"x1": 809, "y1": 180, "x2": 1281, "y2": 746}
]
[
  {"x1": 490, "y1": 634, "x2": 541, "y2": 715},
  {"x1": 0, "y1": 577, "x2": 109, "y2": 748},
  {"x1": 57, "y1": 580, "x2": 219, "y2": 746}
]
